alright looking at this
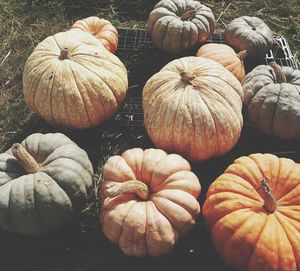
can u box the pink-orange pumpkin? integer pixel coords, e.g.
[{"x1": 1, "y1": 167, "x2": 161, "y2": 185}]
[
  {"x1": 99, "y1": 148, "x2": 201, "y2": 257},
  {"x1": 71, "y1": 16, "x2": 118, "y2": 53},
  {"x1": 196, "y1": 43, "x2": 247, "y2": 81}
]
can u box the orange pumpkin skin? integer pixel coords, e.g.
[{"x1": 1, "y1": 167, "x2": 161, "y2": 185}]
[
  {"x1": 196, "y1": 43, "x2": 247, "y2": 82},
  {"x1": 99, "y1": 148, "x2": 201, "y2": 257},
  {"x1": 71, "y1": 16, "x2": 118, "y2": 53},
  {"x1": 203, "y1": 153, "x2": 300, "y2": 271}
]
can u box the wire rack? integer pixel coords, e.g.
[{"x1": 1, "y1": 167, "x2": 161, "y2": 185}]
[{"x1": 114, "y1": 27, "x2": 299, "y2": 127}]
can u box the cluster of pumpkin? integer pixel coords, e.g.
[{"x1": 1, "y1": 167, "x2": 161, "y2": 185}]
[{"x1": 1, "y1": 0, "x2": 300, "y2": 270}]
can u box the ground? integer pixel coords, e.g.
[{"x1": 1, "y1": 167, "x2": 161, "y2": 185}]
[{"x1": 0, "y1": 1, "x2": 300, "y2": 270}]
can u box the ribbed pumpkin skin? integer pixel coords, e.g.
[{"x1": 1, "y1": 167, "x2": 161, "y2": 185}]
[
  {"x1": 148, "y1": 0, "x2": 215, "y2": 54},
  {"x1": 196, "y1": 43, "x2": 246, "y2": 81},
  {"x1": 100, "y1": 148, "x2": 201, "y2": 257},
  {"x1": 242, "y1": 65, "x2": 300, "y2": 139},
  {"x1": 224, "y1": 16, "x2": 273, "y2": 59},
  {"x1": 71, "y1": 16, "x2": 118, "y2": 53},
  {"x1": 203, "y1": 153, "x2": 300, "y2": 271},
  {"x1": 0, "y1": 133, "x2": 93, "y2": 236},
  {"x1": 23, "y1": 30, "x2": 128, "y2": 129},
  {"x1": 142, "y1": 56, "x2": 244, "y2": 161}
]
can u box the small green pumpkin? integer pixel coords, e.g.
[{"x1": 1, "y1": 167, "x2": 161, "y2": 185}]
[
  {"x1": 147, "y1": 0, "x2": 215, "y2": 54},
  {"x1": 0, "y1": 133, "x2": 93, "y2": 236},
  {"x1": 224, "y1": 16, "x2": 273, "y2": 59},
  {"x1": 242, "y1": 62, "x2": 300, "y2": 140}
]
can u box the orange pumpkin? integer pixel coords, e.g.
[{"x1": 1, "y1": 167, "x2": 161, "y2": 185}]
[
  {"x1": 203, "y1": 153, "x2": 300, "y2": 271},
  {"x1": 71, "y1": 16, "x2": 118, "y2": 53},
  {"x1": 196, "y1": 43, "x2": 247, "y2": 81},
  {"x1": 99, "y1": 148, "x2": 201, "y2": 257}
]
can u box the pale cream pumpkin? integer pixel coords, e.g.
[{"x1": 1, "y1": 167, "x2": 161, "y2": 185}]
[
  {"x1": 71, "y1": 16, "x2": 118, "y2": 53},
  {"x1": 99, "y1": 148, "x2": 201, "y2": 257},
  {"x1": 142, "y1": 56, "x2": 244, "y2": 161},
  {"x1": 23, "y1": 30, "x2": 128, "y2": 129}
]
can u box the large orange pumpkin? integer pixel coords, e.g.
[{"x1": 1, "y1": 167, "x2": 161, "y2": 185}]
[
  {"x1": 196, "y1": 43, "x2": 247, "y2": 82},
  {"x1": 99, "y1": 148, "x2": 201, "y2": 257},
  {"x1": 71, "y1": 16, "x2": 118, "y2": 53},
  {"x1": 203, "y1": 153, "x2": 300, "y2": 271},
  {"x1": 142, "y1": 56, "x2": 244, "y2": 161}
]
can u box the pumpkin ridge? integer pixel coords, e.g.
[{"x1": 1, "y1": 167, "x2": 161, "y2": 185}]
[
  {"x1": 73, "y1": 60, "x2": 119, "y2": 105},
  {"x1": 195, "y1": 78, "x2": 242, "y2": 119},
  {"x1": 273, "y1": 213, "x2": 297, "y2": 270},
  {"x1": 195, "y1": 88, "x2": 220, "y2": 155},
  {"x1": 69, "y1": 63, "x2": 93, "y2": 126},
  {"x1": 72, "y1": 52, "x2": 124, "y2": 70},
  {"x1": 52, "y1": 34, "x2": 62, "y2": 51},
  {"x1": 48, "y1": 62, "x2": 59, "y2": 127},
  {"x1": 4, "y1": 180, "x2": 16, "y2": 232},
  {"x1": 272, "y1": 151, "x2": 282, "y2": 197},
  {"x1": 277, "y1": 183, "x2": 300, "y2": 205},
  {"x1": 245, "y1": 214, "x2": 269, "y2": 270},
  {"x1": 150, "y1": 196, "x2": 181, "y2": 234},
  {"x1": 24, "y1": 60, "x2": 56, "y2": 114},
  {"x1": 60, "y1": 65, "x2": 73, "y2": 127},
  {"x1": 160, "y1": 17, "x2": 174, "y2": 47}
]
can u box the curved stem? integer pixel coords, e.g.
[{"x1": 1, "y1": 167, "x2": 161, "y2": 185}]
[
  {"x1": 11, "y1": 144, "x2": 40, "y2": 174},
  {"x1": 269, "y1": 62, "x2": 287, "y2": 84},
  {"x1": 236, "y1": 50, "x2": 248, "y2": 61},
  {"x1": 181, "y1": 10, "x2": 195, "y2": 21},
  {"x1": 180, "y1": 71, "x2": 195, "y2": 83},
  {"x1": 59, "y1": 48, "x2": 69, "y2": 60},
  {"x1": 257, "y1": 178, "x2": 277, "y2": 213},
  {"x1": 106, "y1": 180, "x2": 150, "y2": 200}
]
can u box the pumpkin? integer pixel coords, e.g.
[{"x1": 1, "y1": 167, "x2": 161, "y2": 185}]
[
  {"x1": 242, "y1": 62, "x2": 300, "y2": 140},
  {"x1": 147, "y1": 0, "x2": 215, "y2": 54},
  {"x1": 71, "y1": 16, "x2": 118, "y2": 53},
  {"x1": 224, "y1": 16, "x2": 273, "y2": 59},
  {"x1": 196, "y1": 43, "x2": 247, "y2": 82},
  {"x1": 99, "y1": 148, "x2": 201, "y2": 257},
  {"x1": 203, "y1": 153, "x2": 300, "y2": 271},
  {"x1": 0, "y1": 133, "x2": 93, "y2": 236},
  {"x1": 142, "y1": 56, "x2": 244, "y2": 161},
  {"x1": 23, "y1": 30, "x2": 128, "y2": 129}
]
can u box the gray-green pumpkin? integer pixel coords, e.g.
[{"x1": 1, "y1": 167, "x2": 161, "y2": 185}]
[
  {"x1": 147, "y1": 0, "x2": 215, "y2": 54},
  {"x1": 0, "y1": 133, "x2": 93, "y2": 236},
  {"x1": 242, "y1": 62, "x2": 300, "y2": 140},
  {"x1": 224, "y1": 16, "x2": 273, "y2": 59}
]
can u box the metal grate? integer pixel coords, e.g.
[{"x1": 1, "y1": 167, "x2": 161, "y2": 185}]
[{"x1": 114, "y1": 28, "x2": 299, "y2": 127}]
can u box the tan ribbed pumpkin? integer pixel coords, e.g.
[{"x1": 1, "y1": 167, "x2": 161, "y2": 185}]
[
  {"x1": 196, "y1": 43, "x2": 247, "y2": 82},
  {"x1": 23, "y1": 30, "x2": 128, "y2": 129},
  {"x1": 142, "y1": 56, "x2": 244, "y2": 161},
  {"x1": 71, "y1": 16, "x2": 118, "y2": 53}
]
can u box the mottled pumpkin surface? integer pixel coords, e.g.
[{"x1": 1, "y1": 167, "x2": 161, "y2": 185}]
[
  {"x1": 143, "y1": 56, "x2": 244, "y2": 161},
  {"x1": 203, "y1": 153, "x2": 300, "y2": 271},
  {"x1": 100, "y1": 148, "x2": 201, "y2": 257},
  {"x1": 23, "y1": 30, "x2": 128, "y2": 129},
  {"x1": 148, "y1": 0, "x2": 215, "y2": 54},
  {"x1": 242, "y1": 64, "x2": 300, "y2": 140},
  {"x1": 0, "y1": 133, "x2": 93, "y2": 236},
  {"x1": 71, "y1": 16, "x2": 118, "y2": 53}
]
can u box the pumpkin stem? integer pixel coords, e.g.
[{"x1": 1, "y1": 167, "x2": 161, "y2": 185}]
[
  {"x1": 181, "y1": 10, "x2": 195, "y2": 21},
  {"x1": 269, "y1": 62, "x2": 287, "y2": 84},
  {"x1": 236, "y1": 50, "x2": 248, "y2": 61},
  {"x1": 106, "y1": 180, "x2": 149, "y2": 200},
  {"x1": 11, "y1": 143, "x2": 40, "y2": 174},
  {"x1": 257, "y1": 178, "x2": 277, "y2": 213},
  {"x1": 180, "y1": 71, "x2": 195, "y2": 83},
  {"x1": 59, "y1": 48, "x2": 69, "y2": 60}
]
